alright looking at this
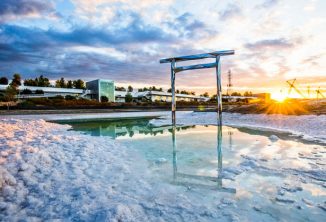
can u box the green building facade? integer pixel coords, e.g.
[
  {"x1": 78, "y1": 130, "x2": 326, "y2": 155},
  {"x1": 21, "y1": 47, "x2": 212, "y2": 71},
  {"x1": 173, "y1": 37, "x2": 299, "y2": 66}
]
[{"x1": 86, "y1": 79, "x2": 115, "y2": 102}]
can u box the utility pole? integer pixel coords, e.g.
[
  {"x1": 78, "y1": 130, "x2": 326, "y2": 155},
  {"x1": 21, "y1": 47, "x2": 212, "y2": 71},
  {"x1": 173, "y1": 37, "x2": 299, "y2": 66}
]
[{"x1": 227, "y1": 69, "x2": 232, "y2": 96}]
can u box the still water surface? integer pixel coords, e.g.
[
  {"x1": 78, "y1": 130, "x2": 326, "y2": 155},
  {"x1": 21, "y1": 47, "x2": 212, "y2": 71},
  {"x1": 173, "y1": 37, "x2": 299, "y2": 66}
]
[{"x1": 65, "y1": 118, "x2": 325, "y2": 221}]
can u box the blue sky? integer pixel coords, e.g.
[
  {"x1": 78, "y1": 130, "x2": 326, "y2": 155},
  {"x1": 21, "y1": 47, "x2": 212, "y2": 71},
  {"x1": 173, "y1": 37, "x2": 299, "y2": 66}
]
[{"x1": 0, "y1": 0, "x2": 325, "y2": 94}]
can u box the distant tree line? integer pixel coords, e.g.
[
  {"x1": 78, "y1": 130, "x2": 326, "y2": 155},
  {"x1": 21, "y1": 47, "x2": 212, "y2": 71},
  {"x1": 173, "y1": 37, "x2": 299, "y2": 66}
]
[
  {"x1": 0, "y1": 74, "x2": 86, "y2": 102},
  {"x1": 54, "y1": 77, "x2": 85, "y2": 89},
  {"x1": 115, "y1": 85, "x2": 164, "y2": 92},
  {"x1": 228, "y1": 91, "x2": 253, "y2": 96},
  {"x1": 115, "y1": 86, "x2": 126, "y2": 91},
  {"x1": 23, "y1": 75, "x2": 51, "y2": 87},
  {"x1": 139, "y1": 86, "x2": 163, "y2": 92},
  {"x1": 0, "y1": 74, "x2": 86, "y2": 89},
  {"x1": 209, "y1": 91, "x2": 253, "y2": 100},
  {"x1": 115, "y1": 85, "x2": 134, "y2": 92},
  {"x1": 167, "y1": 88, "x2": 195, "y2": 95}
]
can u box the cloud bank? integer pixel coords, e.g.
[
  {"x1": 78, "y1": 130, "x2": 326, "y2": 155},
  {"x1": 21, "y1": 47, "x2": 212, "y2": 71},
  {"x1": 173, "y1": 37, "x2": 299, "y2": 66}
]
[{"x1": 0, "y1": 0, "x2": 325, "y2": 93}]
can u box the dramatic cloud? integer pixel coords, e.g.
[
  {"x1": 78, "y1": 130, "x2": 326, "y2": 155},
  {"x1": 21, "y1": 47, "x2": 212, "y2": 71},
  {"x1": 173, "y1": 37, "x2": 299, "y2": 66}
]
[
  {"x1": 0, "y1": 0, "x2": 56, "y2": 23},
  {"x1": 0, "y1": 0, "x2": 325, "y2": 94}
]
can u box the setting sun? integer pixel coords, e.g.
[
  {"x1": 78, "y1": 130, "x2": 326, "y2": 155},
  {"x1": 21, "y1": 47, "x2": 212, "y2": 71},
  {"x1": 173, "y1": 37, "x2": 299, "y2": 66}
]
[{"x1": 271, "y1": 92, "x2": 287, "y2": 102}]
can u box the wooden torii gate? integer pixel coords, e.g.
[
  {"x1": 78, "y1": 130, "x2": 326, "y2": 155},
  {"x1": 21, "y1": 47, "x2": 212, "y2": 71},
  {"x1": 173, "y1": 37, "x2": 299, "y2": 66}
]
[{"x1": 160, "y1": 50, "x2": 235, "y2": 125}]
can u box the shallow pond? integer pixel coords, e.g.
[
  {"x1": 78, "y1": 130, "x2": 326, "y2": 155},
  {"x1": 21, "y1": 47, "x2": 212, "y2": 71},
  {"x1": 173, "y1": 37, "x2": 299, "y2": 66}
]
[{"x1": 65, "y1": 118, "x2": 326, "y2": 221}]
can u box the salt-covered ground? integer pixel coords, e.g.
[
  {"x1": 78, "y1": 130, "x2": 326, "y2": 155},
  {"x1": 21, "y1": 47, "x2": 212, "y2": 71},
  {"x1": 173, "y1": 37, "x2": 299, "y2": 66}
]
[
  {"x1": 1, "y1": 111, "x2": 170, "y2": 121},
  {"x1": 1, "y1": 119, "x2": 226, "y2": 221},
  {"x1": 0, "y1": 112, "x2": 325, "y2": 221}
]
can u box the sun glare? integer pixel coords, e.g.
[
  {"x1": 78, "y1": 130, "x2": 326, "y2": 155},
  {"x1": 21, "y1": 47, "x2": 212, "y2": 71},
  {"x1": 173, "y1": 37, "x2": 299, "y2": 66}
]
[{"x1": 271, "y1": 92, "x2": 287, "y2": 102}]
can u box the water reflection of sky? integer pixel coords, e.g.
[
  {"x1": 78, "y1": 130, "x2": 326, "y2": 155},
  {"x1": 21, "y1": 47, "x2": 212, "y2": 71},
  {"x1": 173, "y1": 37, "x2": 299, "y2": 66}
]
[
  {"x1": 65, "y1": 118, "x2": 325, "y2": 221},
  {"x1": 67, "y1": 119, "x2": 324, "y2": 174}
]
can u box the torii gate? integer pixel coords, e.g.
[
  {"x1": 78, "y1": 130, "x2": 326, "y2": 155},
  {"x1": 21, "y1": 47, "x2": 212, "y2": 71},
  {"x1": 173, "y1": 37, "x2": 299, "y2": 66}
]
[{"x1": 160, "y1": 50, "x2": 235, "y2": 125}]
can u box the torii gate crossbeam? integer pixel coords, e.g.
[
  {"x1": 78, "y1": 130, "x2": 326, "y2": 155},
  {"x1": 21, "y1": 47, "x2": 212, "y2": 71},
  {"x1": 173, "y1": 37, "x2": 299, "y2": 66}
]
[{"x1": 160, "y1": 50, "x2": 235, "y2": 126}]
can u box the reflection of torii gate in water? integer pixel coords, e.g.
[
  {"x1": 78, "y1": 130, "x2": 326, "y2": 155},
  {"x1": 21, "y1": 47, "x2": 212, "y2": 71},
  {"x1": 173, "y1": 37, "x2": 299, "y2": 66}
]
[
  {"x1": 170, "y1": 126, "x2": 236, "y2": 192},
  {"x1": 160, "y1": 50, "x2": 235, "y2": 190}
]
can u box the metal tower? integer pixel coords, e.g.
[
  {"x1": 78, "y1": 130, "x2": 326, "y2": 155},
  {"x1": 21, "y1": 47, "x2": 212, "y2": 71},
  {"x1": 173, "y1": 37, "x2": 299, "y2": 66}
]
[
  {"x1": 286, "y1": 79, "x2": 305, "y2": 98},
  {"x1": 227, "y1": 69, "x2": 232, "y2": 96}
]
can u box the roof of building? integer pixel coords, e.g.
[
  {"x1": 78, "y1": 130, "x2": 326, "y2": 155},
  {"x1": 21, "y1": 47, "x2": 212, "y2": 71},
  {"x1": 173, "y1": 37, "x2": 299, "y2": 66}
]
[
  {"x1": 0, "y1": 84, "x2": 88, "y2": 93},
  {"x1": 115, "y1": 90, "x2": 209, "y2": 100},
  {"x1": 86, "y1": 79, "x2": 114, "y2": 83}
]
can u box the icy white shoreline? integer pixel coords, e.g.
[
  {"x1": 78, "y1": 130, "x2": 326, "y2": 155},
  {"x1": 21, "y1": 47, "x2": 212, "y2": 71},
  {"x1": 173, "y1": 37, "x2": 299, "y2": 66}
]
[
  {"x1": 0, "y1": 119, "x2": 219, "y2": 221},
  {"x1": 150, "y1": 112, "x2": 326, "y2": 144},
  {"x1": 1, "y1": 111, "x2": 172, "y2": 121}
]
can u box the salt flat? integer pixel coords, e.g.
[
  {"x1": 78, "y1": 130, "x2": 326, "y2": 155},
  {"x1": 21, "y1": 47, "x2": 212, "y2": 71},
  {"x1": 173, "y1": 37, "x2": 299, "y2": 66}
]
[{"x1": 0, "y1": 112, "x2": 325, "y2": 221}]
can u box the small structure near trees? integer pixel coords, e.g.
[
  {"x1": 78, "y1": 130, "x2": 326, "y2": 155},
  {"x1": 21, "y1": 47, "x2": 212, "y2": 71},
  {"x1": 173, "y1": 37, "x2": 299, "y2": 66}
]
[{"x1": 125, "y1": 93, "x2": 133, "y2": 102}]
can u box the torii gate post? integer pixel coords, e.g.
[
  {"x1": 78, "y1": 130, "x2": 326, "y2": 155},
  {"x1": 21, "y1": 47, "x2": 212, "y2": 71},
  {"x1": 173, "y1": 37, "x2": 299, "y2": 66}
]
[{"x1": 160, "y1": 50, "x2": 235, "y2": 126}]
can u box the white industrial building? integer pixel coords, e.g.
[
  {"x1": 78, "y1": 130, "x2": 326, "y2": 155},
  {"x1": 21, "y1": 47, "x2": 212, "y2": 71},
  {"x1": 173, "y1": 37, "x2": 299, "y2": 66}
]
[
  {"x1": 1, "y1": 79, "x2": 262, "y2": 103},
  {"x1": 0, "y1": 79, "x2": 114, "y2": 102},
  {"x1": 115, "y1": 90, "x2": 210, "y2": 103},
  {"x1": 0, "y1": 79, "x2": 210, "y2": 103}
]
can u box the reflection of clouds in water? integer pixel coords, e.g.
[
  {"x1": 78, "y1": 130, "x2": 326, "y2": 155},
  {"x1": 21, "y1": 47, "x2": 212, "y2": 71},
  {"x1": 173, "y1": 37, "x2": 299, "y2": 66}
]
[
  {"x1": 63, "y1": 120, "x2": 326, "y2": 220},
  {"x1": 302, "y1": 183, "x2": 326, "y2": 196}
]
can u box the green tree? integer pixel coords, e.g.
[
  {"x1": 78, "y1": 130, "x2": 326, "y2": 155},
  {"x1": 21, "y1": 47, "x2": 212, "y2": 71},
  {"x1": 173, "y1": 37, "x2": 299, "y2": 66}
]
[
  {"x1": 125, "y1": 93, "x2": 133, "y2": 102},
  {"x1": 167, "y1": 88, "x2": 180, "y2": 93},
  {"x1": 24, "y1": 79, "x2": 37, "y2": 86},
  {"x1": 244, "y1": 91, "x2": 253, "y2": 96},
  {"x1": 201, "y1": 92, "x2": 209, "y2": 97},
  {"x1": 67, "y1": 80, "x2": 73, "y2": 88},
  {"x1": 231, "y1": 92, "x2": 242, "y2": 96},
  {"x1": 115, "y1": 86, "x2": 126, "y2": 91},
  {"x1": 38, "y1": 75, "x2": 50, "y2": 87},
  {"x1": 21, "y1": 89, "x2": 33, "y2": 94},
  {"x1": 73, "y1": 79, "x2": 85, "y2": 89},
  {"x1": 24, "y1": 75, "x2": 51, "y2": 87},
  {"x1": 55, "y1": 77, "x2": 66, "y2": 88},
  {"x1": 101, "y1": 96, "x2": 108, "y2": 102},
  {"x1": 0, "y1": 77, "x2": 8, "y2": 85},
  {"x1": 4, "y1": 85, "x2": 18, "y2": 101},
  {"x1": 128, "y1": 85, "x2": 133, "y2": 92},
  {"x1": 10, "y1": 73, "x2": 21, "y2": 89}
]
